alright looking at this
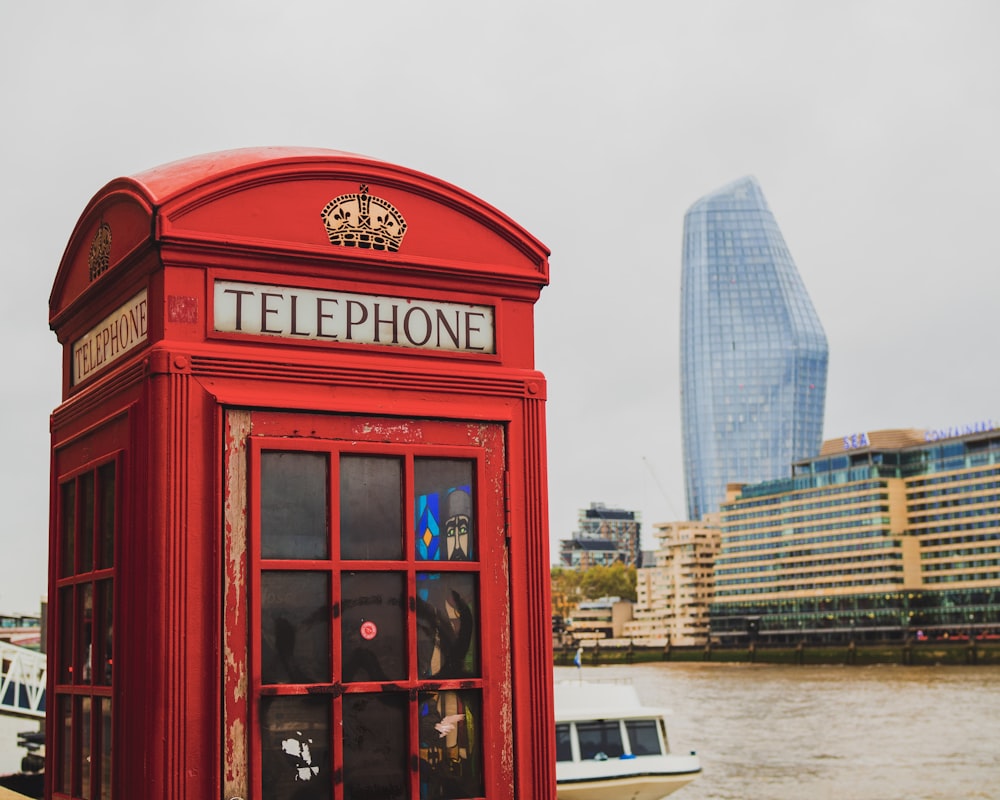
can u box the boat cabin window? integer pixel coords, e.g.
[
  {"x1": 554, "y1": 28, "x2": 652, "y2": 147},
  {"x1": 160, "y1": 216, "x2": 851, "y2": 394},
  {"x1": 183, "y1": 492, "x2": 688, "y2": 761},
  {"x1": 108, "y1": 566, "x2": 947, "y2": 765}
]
[
  {"x1": 555, "y1": 724, "x2": 573, "y2": 762},
  {"x1": 625, "y1": 719, "x2": 663, "y2": 756},
  {"x1": 577, "y1": 721, "x2": 624, "y2": 760}
]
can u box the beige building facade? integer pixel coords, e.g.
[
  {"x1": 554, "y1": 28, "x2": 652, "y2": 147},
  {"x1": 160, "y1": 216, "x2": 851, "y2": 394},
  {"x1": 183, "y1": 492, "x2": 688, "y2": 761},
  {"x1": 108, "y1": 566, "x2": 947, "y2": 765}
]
[{"x1": 622, "y1": 520, "x2": 720, "y2": 646}]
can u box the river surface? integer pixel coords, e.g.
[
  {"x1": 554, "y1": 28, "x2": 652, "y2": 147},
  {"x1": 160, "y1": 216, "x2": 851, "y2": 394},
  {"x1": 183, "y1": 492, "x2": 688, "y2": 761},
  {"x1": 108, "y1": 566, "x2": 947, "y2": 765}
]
[
  {"x1": 554, "y1": 662, "x2": 1000, "y2": 800},
  {"x1": 3, "y1": 665, "x2": 997, "y2": 795}
]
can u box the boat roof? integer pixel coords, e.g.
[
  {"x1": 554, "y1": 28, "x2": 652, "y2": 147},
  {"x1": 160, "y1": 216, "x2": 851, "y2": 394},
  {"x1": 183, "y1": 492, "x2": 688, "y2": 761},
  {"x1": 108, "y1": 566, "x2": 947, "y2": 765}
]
[{"x1": 553, "y1": 680, "x2": 671, "y2": 722}]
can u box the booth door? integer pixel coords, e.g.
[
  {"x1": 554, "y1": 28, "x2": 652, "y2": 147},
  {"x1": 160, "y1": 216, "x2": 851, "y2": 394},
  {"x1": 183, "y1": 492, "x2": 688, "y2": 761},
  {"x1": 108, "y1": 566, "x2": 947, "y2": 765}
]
[{"x1": 223, "y1": 410, "x2": 512, "y2": 800}]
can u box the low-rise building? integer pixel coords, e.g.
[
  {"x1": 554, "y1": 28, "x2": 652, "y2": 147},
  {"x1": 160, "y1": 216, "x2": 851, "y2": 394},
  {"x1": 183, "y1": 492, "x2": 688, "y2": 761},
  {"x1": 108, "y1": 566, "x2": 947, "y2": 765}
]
[
  {"x1": 568, "y1": 597, "x2": 633, "y2": 642},
  {"x1": 623, "y1": 520, "x2": 720, "y2": 645}
]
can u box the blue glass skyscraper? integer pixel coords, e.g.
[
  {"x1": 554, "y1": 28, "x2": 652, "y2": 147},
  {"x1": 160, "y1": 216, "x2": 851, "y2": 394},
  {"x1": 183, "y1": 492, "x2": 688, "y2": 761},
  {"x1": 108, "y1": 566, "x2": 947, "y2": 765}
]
[{"x1": 680, "y1": 176, "x2": 828, "y2": 521}]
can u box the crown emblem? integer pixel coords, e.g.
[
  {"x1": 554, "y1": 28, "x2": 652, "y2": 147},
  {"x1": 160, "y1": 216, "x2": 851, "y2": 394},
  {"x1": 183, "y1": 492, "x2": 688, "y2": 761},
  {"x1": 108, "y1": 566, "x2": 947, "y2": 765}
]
[
  {"x1": 320, "y1": 184, "x2": 407, "y2": 252},
  {"x1": 88, "y1": 222, "x2": 112, "y2": 282}
]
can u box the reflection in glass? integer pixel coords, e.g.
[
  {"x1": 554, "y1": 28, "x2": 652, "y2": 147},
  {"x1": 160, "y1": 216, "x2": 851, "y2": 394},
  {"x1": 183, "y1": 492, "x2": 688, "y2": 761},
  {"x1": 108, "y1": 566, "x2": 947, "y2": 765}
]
[
  {"x1": 58, "y1": 695, "x2": 71, "y2": 794},
  {"x1": 99, "y1": 698, "x2": 112, "y2": 800},
  {"x1": 418, "y1": 690, "x2": 482, "y2": 799},
  {"x1": 340, "y1": 455, "x2": 402, "y2": 560},
  {"x1": 79, "y1": 583, "x2": 93, "y2": 684},
  {"x1": 416, "y1": 573, "x2": 478, "y2": 679},
  {"x1": 415, "y1": 459, "x2": 474, "y2": 561},
  {"x1": 80, "y1": 471, "x2": 95, "y2": 573},
  {"x1": 343, "y1": 692, "x2": 407, "y2": 800},
  {"x1": 58, "y1": 588, "x2": 73, "y2": 684},
  {"x1": 61, "y1": 481, "x2": 76, "y2": 577},
  {"x1": 261, "y1": 572, "x2": 330, "y2": 685},
  {"x1": 261, "y1": 452, "x2": 329, "y2": 560},
  {"x1": 98, "y1": 462, "x2": 116, "y2": 569},
  {"x1": 260, "y1": 695, "x2": 331, "y2": 800},
  {"x1": 577, "y1": 720, "x2": 624, "y2": 760},
  {"x1": 341, "y1": 572, "x2": 405, "y2": 682},
  {"x1": 555, "y1": 723, "x2": 573, "y2": 762},
  {"x1": 626, "y1": 719, "x2": 663, "y2": 756},
  {"x1": 97, "y1": 580, "x2": 113, "y2": 686},
  {"x1": 81, "y1": 697, "x2": 92, "y2": 799}
]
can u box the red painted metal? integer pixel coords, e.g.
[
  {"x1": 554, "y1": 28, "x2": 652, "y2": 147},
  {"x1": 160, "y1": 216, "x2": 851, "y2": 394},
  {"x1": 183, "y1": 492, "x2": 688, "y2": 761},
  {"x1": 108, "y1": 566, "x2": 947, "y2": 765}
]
[{"x1": 48, "y1": 148, "x2": 554, "y2": 799}]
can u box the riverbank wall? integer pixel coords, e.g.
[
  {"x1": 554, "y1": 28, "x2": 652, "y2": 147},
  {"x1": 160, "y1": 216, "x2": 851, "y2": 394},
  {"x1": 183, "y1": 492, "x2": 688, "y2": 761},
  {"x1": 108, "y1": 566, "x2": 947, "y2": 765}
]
[{"x1": 553, "y1": 640, "x2": 1000, "y2": 667}]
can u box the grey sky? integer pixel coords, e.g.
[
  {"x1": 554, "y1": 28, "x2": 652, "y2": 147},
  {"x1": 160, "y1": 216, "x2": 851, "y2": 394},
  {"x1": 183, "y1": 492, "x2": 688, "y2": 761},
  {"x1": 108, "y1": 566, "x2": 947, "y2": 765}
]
[{"x1": 2, "y1": 2, "x2": 998, "y2": 612}]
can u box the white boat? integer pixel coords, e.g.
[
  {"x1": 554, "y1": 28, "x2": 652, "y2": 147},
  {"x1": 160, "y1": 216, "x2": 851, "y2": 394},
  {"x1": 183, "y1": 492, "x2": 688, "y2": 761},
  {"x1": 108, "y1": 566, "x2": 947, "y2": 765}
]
[{"x1": 554, "y1": 679, "x2": 701, "y2": 800}]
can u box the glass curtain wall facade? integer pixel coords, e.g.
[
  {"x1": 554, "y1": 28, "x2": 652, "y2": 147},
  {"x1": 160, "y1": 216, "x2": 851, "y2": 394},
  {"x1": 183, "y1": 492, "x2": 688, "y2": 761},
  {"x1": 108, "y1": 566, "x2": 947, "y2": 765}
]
[
  {"x1": 680, "y1": 176, "x2": 828, "y2": 521},
  {"x1": 711, "y1": 427, "x2": 1000, "y2": 645}
]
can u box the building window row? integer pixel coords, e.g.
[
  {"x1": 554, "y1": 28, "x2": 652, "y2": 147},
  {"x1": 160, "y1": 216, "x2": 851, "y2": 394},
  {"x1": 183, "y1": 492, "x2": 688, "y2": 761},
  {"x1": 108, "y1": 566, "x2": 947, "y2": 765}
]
[
  {"x1": 908, "y1": 477, "x2": 1000, "y2": 499},
  {"x1": 723, "y1": 493, "x2": 889, "y2": 524},
  {"x1": 715, "y1": 576, "x2": 905, "y2": 597},
  {"x1": 724, "y1": 481, "x2": 886, "y2": 514},
  {"x1": 909, "y1": 493, "x2": 1000, "y2": 511},
  {"x1": 717, "y1": 540, "x2": 897, "y2": 566},
  {"x1": 925, "y1": 572, "x2": 1000, "y2": 584},
  {"x1": 722, "y1": 523, "x2": 892, "y2": 547},
  {"x1": 908, "y1": 466, "x2": 1000, "y2": 489},
  {"x1": 920, "y1": 533, "x2": 1000, "y2": 548},
  {"x1": 725, "y1": 506, "x2": 889, "y2": 534},
  {"x1": 922, "y1": 559, "x2": 1000, "y2": 571},
  {"x1": 912, "y1": 521, "x2": 999, "y2": 536},
  {"x1": 716, "y1": 564, "x2": 904, "y2": 587},
  {"x1": 718, "y1": 552, "x2": 901, "y2": 576}
]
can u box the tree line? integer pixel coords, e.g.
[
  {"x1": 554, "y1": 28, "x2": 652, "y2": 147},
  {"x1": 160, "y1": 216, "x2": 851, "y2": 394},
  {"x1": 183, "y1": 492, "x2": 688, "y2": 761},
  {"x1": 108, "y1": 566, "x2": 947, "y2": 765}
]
[{"x1": 551, "y1": 562, "x2": 637, "y2": 604}]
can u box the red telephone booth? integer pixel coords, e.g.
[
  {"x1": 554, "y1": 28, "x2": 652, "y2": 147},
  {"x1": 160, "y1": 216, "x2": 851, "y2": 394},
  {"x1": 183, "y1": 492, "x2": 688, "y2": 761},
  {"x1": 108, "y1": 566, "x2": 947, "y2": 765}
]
[{"x1": 47, "y1": 148, "x2": 554, "y2": 799}]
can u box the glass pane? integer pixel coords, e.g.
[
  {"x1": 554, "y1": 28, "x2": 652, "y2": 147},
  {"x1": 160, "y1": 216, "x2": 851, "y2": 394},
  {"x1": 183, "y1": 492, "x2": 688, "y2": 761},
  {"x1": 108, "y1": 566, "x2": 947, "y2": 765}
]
[
  {"x1": 341, "y1": 572, "x2": 406, "y2": 681},
  {"x1": 416, "y1": 573, "x2": 478, "y2": 679},
  {"x1": 261, "y1": 571, "x2": 330, "y2": 685},
  {"x1": 98, "y1": 462, "x2": 116, "y2": 569},
  {"x1": 555, "y1": 723, "x2": 573, "y2": 762},
  {"x1": 577, "y1": 720, "x2": 624, "y2": 760},
  {"x1": 340, "y1": 455, "x2": 403, "y2": 560},
  {"x1": 78, "y1": 583, "x2": 94, "y2": 685},
  {"x1": 97, "y1": 580, "x2": 113, "y2": 686},
  {"x1": 415, "y1": 459, "x2": 474, "y2": 561},
  {"x1": 260, "y1": 695, "x2": 331, "y2": 799},
  {"x1": 58, "y1": 695, "x2": 72, "y2": 794},
  {"x1": 261, "y1": 452, "x2": 329, "y2": 560},
  {"x1": 80, "y1": 696, "x2": 92, "y2": 799},
  {"x1": 343, "y1": 692, "x2": 407, "y2": 800},
  {"x1": 418, "y1": 690, "x2": 483, "y2": 799},
  {"x1": 61, "y1": 480, "x2": 76, "y2": 577},
  {"x1": 99, "y1": 698, "x2": 112, "y2": 800},
  {"x1": 626, "y1": 719, "x2": 662, "y2": 756},
  {"x1": 80, "y1": 471, "x2": 95, "y2": 572},
  {"x1": 58, "y1": 588, "x2": 73, "y2": 683},
  {"x1": 341, "y1": 572, "x2": 405, "y2": 682}
]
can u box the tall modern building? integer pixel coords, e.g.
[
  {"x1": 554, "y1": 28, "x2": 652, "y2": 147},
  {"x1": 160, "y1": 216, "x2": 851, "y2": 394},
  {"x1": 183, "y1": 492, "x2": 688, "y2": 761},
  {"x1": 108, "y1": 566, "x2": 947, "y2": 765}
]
[{"x1": 680, "y1": 176, "x2": 828, "y2": 521}]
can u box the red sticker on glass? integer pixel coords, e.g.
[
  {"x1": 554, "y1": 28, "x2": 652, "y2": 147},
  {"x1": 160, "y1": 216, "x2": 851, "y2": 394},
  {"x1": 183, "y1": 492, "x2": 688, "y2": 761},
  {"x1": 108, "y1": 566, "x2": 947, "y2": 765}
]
[{"x1": 360, "y1": 621, "x2": 378, "y2": 640}]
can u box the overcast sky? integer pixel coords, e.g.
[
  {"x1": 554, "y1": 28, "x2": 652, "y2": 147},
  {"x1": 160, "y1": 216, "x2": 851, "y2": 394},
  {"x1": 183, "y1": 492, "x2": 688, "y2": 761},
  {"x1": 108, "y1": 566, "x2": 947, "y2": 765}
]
[{"x1": 2, "y1": 2, "x2": 998, "y2": 613}]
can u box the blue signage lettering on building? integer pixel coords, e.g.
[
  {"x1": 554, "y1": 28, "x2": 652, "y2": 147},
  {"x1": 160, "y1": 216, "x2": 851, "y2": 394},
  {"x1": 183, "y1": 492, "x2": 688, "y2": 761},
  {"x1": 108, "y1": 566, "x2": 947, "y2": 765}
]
[
  {"x1": 842, "y1": 432, "x2": 870, "y2": 450},
  {"x1": 924, "y1": 420, "x2": 996, "y2": 442}
]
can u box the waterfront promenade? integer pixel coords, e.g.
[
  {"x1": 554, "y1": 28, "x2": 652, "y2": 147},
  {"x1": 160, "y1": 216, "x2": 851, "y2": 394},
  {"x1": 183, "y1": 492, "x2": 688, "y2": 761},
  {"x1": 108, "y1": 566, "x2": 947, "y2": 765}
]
[{"x1": 554, "y1": 639, "x2": 1000, "y2": 667}]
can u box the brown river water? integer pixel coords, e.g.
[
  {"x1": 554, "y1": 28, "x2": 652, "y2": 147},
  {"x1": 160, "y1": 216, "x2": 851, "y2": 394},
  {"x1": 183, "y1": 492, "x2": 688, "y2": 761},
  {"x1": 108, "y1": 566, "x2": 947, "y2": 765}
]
[{"x1": 554, "y1": 662, "x2": 1000, "y2": 800}]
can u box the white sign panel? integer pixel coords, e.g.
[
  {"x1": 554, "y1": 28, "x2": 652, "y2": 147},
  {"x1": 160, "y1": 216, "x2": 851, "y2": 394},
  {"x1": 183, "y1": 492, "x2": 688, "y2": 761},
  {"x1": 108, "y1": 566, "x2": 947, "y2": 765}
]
[
  {"x1": 73, "y1": 289, "x2": 148, "y2": 385},
  {"x1": 214, "y1": 280, "x2": 495, "y2": 354}
]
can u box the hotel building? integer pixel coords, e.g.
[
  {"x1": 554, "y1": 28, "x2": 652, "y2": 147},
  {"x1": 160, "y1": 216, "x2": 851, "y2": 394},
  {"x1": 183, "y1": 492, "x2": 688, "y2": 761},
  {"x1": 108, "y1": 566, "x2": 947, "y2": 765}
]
[{"x1": 711, "y1": 426, "x2": 1000, "y2": 644}]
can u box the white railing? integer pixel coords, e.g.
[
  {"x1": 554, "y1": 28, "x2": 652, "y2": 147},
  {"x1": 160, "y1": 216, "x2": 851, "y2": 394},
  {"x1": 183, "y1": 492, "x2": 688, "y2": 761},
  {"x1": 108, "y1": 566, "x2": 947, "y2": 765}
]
[{"x1": 0, "y1": 641, "x2": 46, "y2": 719}]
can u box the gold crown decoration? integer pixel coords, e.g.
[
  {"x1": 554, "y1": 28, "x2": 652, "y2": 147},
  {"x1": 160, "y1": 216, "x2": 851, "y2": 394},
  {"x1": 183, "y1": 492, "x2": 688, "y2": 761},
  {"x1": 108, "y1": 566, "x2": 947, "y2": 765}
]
[
  {"x1": 88, "y1": 222, "x2": 112, "y2": 282},
  {"x1": 320, "y1": 184, "x2": 407, "y2": 252}
]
